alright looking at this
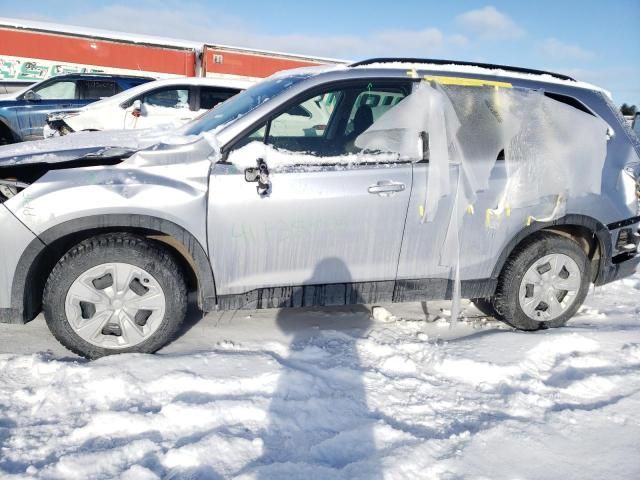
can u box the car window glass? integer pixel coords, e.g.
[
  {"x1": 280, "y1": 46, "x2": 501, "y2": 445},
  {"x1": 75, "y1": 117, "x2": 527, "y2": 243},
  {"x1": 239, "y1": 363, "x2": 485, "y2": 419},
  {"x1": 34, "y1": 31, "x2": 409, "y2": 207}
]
[
  {"x1": 268, "y1": 93, "x2": 340, "y2": 140},
  {"x1": 82, "y1": 80, "x2": 119, "y2": 99},
  {"x1": 33, "y1": 80, "x2": 76, "y2": 99},
  {"x1": 345, "y1": 89, "x2": 406, "y2": 136},
  {"x1": 232, "y1": 124, "x2": 267, "y2": 151},
  {"x1": 262, "y1": 82, "x2": 411, "y2": 159},
  {"x1": 200, "y1": 87, "x2": 239, "y2": 110},
  {"x1": 182, "y1": 73, "x2": 312, "y2": 136},
  {"x1": 143, "y1": 88, "x2": 190, "y2": 108}
]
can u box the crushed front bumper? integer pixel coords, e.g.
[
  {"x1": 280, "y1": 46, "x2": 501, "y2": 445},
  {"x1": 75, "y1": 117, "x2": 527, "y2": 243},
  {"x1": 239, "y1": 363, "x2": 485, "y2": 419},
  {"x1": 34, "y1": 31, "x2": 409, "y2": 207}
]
[{"x1": 596, "y1": 216, "x2": 640, "y2": 286}]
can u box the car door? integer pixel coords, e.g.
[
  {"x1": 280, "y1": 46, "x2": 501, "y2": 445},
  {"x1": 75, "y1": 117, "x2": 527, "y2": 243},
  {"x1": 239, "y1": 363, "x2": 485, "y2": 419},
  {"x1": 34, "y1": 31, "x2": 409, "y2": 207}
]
[
  {"x1": 14, "y1": 79, "x2": 85, "y2": 139},
  {"x1": 123, "y1": 85, "x2": 191, "y2": 129},
  {"x1": 208, "y1": 80, "x2": 417, "y2": 299}
]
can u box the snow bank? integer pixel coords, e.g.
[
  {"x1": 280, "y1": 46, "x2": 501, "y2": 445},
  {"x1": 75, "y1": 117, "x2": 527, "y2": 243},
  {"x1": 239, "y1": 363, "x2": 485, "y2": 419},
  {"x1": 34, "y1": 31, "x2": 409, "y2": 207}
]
[{"x1": 1, "y1": 274, "x2": 639, "y2": 479}]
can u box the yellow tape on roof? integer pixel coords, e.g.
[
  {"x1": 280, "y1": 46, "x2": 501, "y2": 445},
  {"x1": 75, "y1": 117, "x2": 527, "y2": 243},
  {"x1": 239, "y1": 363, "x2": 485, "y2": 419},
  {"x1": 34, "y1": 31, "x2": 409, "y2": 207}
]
[{"x1": 422, "y1": 75, "x2": 512, "y2": 88}]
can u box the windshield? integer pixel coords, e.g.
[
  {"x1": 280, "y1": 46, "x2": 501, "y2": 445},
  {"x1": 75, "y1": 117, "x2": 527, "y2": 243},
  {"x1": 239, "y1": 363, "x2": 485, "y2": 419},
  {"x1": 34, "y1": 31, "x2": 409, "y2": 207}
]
[
  {"x1": 182, "y1": 73, "x2": 312, "y2": 136},
  {"x1": 4, "y1": 77, "x2": 51, "y2": 99}
]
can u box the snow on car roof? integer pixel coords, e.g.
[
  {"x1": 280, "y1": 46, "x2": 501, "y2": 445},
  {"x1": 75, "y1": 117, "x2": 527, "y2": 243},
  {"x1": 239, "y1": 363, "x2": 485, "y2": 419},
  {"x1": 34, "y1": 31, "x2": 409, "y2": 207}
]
[
  {"x1": 351, "y1": 61, "x2": 609, "y2": 96},
  {"x1": 135, "y1": 76, "x2": 256, "y2": 89}
]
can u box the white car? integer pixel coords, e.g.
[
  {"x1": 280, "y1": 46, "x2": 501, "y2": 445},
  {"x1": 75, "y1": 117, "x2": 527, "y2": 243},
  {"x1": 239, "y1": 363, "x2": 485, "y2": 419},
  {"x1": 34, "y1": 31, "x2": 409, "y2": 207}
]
[{"x1": 45, "y1": 77, "x2": 253, "y2": 136}]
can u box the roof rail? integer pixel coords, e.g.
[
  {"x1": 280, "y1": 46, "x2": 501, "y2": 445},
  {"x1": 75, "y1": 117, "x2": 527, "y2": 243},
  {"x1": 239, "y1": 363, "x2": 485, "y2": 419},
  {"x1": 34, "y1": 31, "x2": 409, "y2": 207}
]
[
  {"x1": 349, "y1": 58, "x2": 576, "y2": 82},
  {"x1": 52, "y1": 72, "x2": 156, "y2": 80}
]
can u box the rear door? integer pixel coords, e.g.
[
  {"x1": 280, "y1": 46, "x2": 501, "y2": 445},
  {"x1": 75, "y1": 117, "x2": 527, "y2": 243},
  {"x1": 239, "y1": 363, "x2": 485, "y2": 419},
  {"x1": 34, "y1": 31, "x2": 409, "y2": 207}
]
[{"x1": 208, "y1": 79, "x2": 417, "y2": 298}]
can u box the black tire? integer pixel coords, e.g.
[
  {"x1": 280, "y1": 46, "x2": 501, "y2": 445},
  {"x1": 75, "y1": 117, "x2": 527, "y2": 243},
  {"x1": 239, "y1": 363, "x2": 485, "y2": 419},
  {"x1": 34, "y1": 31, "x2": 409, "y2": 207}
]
[
  {"x1": 43, "y1": 233, "x2": 187, "y2": 359},
  {"x1": 470, "y1": 297, "x2": 503, "y2": 320},
  {"x1": 493, "y1": 232, "x2": 591, "y2": 331}
]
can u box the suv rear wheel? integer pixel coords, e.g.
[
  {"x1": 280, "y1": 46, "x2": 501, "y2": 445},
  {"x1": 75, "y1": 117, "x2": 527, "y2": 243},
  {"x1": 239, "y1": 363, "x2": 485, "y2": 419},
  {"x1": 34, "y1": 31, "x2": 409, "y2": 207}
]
[
  {"x1": 43, "y1": 234, "x2": 187, "y2": 359},
  {"x1": 470, "y1": 297, "x2": 503, "y2": 320},
  {"x1": 493, "y1": 232, "x2": 591, "y2": 330}
]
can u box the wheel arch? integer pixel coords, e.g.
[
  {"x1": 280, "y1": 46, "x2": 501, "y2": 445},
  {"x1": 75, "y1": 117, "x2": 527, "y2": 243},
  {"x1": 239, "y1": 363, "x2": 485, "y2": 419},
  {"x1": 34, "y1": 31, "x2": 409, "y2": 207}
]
[
  {"x1": 0, "y1": 117, "x2": 18, "y2": 144},
  {"x1": 11, "y1": 214, "x2": 216, "y2": 324},
  {"x1": 490, "y1": 214, "x2": 611, "y2": 284}
]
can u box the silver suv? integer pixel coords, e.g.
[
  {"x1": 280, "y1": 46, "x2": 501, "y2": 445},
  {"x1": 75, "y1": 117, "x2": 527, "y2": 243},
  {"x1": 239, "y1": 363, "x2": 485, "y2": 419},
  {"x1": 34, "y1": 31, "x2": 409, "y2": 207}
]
[{"x1": 1, "y1": 58, "x2": 639, "y2": 358}]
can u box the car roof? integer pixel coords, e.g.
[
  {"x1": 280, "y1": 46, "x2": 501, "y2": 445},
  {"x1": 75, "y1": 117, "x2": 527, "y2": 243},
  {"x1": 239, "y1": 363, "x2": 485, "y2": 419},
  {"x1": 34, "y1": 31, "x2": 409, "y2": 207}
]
[
  {"x1": 47, "y1": 73, "x2": 156, "y2": 81},
  {"x1": 284, "y1": 58, "x2": 609, "y2": 97},
  {"x1": 134, "y1": 76, "x2": 256, "y2": 89}
]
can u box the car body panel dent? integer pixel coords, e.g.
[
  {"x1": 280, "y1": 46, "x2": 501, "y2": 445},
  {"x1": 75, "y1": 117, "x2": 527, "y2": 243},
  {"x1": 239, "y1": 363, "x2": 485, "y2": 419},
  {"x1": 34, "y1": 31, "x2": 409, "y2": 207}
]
[{"x1": 4, "y1": 146, "x2": 213, "y2": 250}]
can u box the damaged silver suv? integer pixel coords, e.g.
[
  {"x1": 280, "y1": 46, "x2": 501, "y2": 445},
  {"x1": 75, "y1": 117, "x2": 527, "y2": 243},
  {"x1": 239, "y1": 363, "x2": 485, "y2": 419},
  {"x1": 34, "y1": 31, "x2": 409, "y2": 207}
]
[{"x1": 1, "y1": 58, "x2": 639, "y2": 358}]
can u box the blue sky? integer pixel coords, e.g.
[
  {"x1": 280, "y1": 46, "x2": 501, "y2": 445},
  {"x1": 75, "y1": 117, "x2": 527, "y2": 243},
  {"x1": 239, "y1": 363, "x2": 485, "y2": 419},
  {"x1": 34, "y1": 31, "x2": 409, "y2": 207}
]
[{"x1": 1, "y1": 0, "x2": 638, "y2": 105}]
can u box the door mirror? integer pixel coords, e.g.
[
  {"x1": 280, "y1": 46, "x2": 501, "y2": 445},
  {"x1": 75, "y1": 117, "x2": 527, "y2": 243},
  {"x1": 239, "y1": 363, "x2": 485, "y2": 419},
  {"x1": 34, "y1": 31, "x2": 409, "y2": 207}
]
[
  {"x1": 244, "y1": 158, "x2": 271, "y2": 197},
  {"x1": 606, "y1": 126, "x2": 615, "y2": 140},
  {"x1": 23, "y1": 90, "x2": 41, "y2": 102},
  {"x1": 131, "y1": 99, "x2": 142, "y2": 117},
  {"x1": 245, "y1": 167, "x2": 260, "y2": 182}
]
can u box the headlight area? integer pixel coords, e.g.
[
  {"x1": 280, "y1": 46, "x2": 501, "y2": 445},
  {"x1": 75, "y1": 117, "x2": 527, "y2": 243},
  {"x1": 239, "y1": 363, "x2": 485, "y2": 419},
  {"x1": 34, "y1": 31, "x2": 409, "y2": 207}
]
[
  {"x1": 46, "y1": 111, "x2": 80, "y2": 136},
  {"x1": 0, "y1": 177, "x2": 30, "y2": 203},
  {"x1": 0, "y1": 162, "x2": 68, "y2": 204},
  {"x1": 0, "y1": 148, "x2": 139, "y2": 204}
]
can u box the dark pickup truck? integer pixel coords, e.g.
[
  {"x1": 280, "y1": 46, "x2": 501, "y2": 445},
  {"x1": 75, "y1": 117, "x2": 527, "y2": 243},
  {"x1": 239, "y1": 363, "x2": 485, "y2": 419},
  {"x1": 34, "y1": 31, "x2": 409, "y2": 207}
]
[{"x1": 0, "y1": 73, "x2": 153, "y2": 144}]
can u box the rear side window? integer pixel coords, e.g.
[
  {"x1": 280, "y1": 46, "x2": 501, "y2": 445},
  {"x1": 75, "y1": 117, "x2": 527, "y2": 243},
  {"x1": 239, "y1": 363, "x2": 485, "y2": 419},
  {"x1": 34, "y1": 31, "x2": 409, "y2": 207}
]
[
  {"x1": 80, "y1": 80, "x2": 119, "y2": 99},
  {"x1": 199, "y1": 87, "x2": 240, "y2": 110},
  {"x1": 543, "y1": 92, "x2": 594, "y2": 116}
]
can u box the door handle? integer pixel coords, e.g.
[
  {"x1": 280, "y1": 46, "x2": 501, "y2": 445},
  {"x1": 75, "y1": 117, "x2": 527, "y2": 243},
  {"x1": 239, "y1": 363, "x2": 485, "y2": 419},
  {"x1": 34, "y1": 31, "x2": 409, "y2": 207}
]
[{"x1": 368, "y1": 180, "x2": 405, "y2": 196}]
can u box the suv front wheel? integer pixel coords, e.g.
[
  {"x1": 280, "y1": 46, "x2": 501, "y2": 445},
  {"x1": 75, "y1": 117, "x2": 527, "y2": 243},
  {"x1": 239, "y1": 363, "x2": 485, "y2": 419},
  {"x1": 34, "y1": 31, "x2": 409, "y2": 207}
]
[
  {"x1": 43, "y1": 234, "x2": 187, "y2": 359},
  {"x1": 493, "y1": 232, "x2": 591, "y2": 330}
]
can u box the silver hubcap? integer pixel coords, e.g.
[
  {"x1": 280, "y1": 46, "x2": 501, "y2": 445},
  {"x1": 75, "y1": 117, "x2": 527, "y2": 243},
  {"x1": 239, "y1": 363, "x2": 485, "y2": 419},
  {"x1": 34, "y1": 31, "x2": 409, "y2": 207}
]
[
  {"x1": 518, "y1": 253, "x2": 581, "y2": 322},
  {"x1": 64, "y1": 262, "x2": 166, "y2": 349}
]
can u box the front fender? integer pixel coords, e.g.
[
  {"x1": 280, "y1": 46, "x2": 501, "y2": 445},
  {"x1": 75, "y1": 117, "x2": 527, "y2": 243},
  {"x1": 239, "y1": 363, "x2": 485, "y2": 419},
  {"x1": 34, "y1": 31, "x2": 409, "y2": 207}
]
[
  {"x1": 7, "y1": 213, "x2": 217, "y2": 324},
  {"x1": 0, "y1": 114, "x2": 19, "y2": 142},
  {"x1": 5, "y1": 159, "x2": 211, "y2": 248}
]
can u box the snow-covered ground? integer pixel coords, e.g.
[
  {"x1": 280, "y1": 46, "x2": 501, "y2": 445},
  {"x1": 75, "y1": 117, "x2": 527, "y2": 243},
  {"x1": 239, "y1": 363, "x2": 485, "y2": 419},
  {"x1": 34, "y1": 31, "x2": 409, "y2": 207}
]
[{"x1": 1, "y1": 274, "x2": 639, "y2": 479}]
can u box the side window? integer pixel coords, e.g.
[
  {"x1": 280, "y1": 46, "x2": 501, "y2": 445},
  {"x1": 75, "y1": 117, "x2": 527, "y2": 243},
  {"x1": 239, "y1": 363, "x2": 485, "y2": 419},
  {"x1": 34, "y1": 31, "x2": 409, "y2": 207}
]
[
  {"x1": 142, "y1": 87, "x2": 190, "y2": 109},
  {"x1": 263, "y1": 82, "x2": 411, "y2": 158},
  {"x1": 232, "y1": 124, "x2": 267, "y2": 151},
  {"x1": 268, "y1": 93, "x2": 341, "y2": 141},
  {"x1": 344, "y1": 89, "x2": 406, "y2": 136},
  {"x1": 80, "y1": 80, "x2": 119, "y2": 99},
  {"x1": 200, "y1": 87, "x2": 240, "y2": 110},
  {"x1": 32, "y1": 80, "x2": 77, "y2": 100}
]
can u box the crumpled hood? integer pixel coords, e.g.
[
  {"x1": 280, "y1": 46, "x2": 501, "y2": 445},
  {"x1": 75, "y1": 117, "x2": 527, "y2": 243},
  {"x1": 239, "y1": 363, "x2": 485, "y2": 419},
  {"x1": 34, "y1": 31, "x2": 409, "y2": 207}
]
[{"x1": 0, "y1": 127, "x2": 180, "y2": 167}]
